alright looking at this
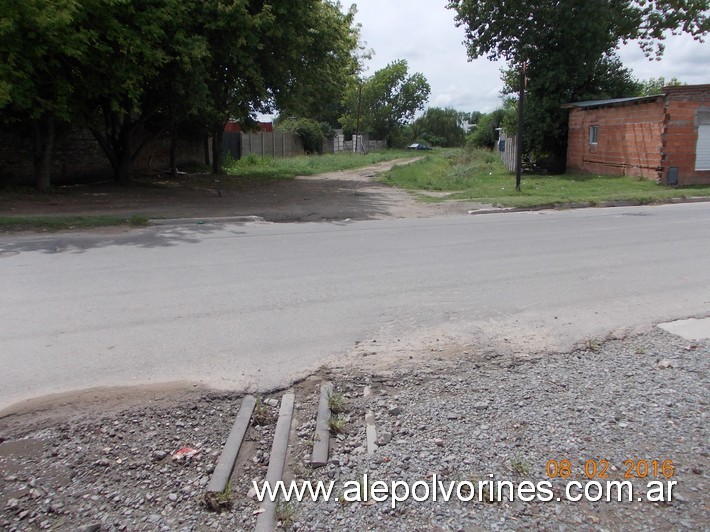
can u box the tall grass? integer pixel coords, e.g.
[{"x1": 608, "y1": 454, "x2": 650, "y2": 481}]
[
  {"x1": 380, "y1": 147, "x2": 710, "y2": 208},
  {"x1": 222, "y1": 150, "x2": 411, "y2": 180}
]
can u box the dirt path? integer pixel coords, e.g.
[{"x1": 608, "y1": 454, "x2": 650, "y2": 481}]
[{"x1": 1, "y1": 158, "x2": 492, "y2": 224}]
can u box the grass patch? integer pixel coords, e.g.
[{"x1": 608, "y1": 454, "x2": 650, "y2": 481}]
[
  {"x1": 327, "y1": 391, "x2": 347, "y2": 414},
  {"x1": 223, "y1": 150, "x2": 411, "y2": 181},
  {"x1": 380, "y1": 147, "x2": 710, "y2": 208},
  {"x1": 200, "y1": 482, "x2": 234, "y2": 512},
  {"x1": 328, "y1": 414, "x2": 346, "y2": 435},
  {"x1": 0, "y1": 214, "x2": 148, "y2": 232}
]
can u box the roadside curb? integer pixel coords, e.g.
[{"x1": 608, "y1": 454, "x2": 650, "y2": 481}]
[
  {"x1": 255, "y1": 392, "x2": 295, "y2": 532},
  {"x1": 467, "y1": 195, "x2": 710, "y2": 216},
  {"x1": 206, "y1": 395, "x2": 256, "y2": 494},
  {"x1": 311, "y1": 382, "x2": 332, "y2": 468},
  {"x1": 148, "y1": 215, "x2": 267, "y2": 226}
]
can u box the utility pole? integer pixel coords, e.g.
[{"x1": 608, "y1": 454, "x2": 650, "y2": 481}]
[
  {"x1": 355, "y1": 83, "x2": 363, "y2": 154},
  {"x1": 515, "y1": 61, "x2": 526, "y2": 192}
]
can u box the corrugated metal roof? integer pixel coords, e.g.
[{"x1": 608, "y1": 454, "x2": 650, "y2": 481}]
[{"x1": 561, "y1": 95, "x2": 662, "y2": 109}]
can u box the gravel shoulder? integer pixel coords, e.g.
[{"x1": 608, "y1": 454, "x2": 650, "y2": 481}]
[{"x1": 1, "y1": 327, "x2": 707, "y2": 531}]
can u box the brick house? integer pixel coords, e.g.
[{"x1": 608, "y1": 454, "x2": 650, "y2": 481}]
[{"x1": 564, "y1": 85, "x2": 710, "y2": 185}]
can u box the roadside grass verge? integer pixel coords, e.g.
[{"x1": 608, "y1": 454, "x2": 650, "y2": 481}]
[
  {"x1": 222, "y1": 150, "x2": 411, "y2": 181},
  {"x1": 0, "y1": 214, "x2": 148, "y2": 232},
  {"x1": 380, "y1": 148, "x2": 710, "y2": 208}
]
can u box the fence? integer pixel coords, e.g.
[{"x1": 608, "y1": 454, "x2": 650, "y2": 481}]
[
  {"x1": 498, "y1": 129, "x2": 517, "y2": 171},
  {"x1": 225, "y1": 130, "x2": 387, "y2": 159},
  {"x1": 224, "y1": 131, "x2": 305, "y2": 159}
]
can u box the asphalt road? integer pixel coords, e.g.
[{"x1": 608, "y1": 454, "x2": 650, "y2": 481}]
[{"x1": 1, "y1": 203, "x2": 709, "y2": 411}]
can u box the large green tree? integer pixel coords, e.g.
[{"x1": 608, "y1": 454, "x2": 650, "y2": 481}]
[
  {"x1": 71, "y1": 0, "x2": 209, "y2": 183},
  {"x1": 411, "y1": 107, "x2": 467, "y2": 147},
  {"x1": 340, "y1": 60, "x2": 430, "y2": 147},
  {"x1": 273, "y1": 2, "x2": 362, "y2": 128},
  {"x1": 448, "y1": 0, "x2": 710, "y2": 170},
  {"x1": 201, "y1": 1, "x2": 363, "y2": 172},
  {"x1": 0, "y1": 0, "x2": 89, "y2": 190}
]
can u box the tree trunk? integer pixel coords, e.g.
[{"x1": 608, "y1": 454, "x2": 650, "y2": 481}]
[
  {"x1": 113, "y1": 130, "x2": 134, "y2": 184},
  {"x1": 212, "y1": 128, "x2": 224, "y2": 174},
  {"x1": 32, "y1": 116, "x2": 55, "y2": 191},
  {"x1": 170, "y1": 124, "x2": 178, "y2": 178},
  {"x1": 204, "y1": 134, "x2": 211, "y2": 166}
]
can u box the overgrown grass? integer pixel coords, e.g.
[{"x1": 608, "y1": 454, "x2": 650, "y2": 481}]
[
  {"x1": 223, "y1": 150, "x2": 411, "y2": 180},
  {"x1": 0, "y1": 214, "x2": 148, "y2": 232},
  {"x1": 380, "y1": 147, "x2": 710, "y2": 208}
]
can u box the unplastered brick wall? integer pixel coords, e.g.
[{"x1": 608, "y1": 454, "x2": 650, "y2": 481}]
[
  {"x1": 0, "y1": 126, "x2": 205, "y2": 186},
  {"x1": 662, "y1": 85, "x2": 710, "y2": 185},
  {"x1": 566, "y1": 99, "x2": 665, "y2": 180}
]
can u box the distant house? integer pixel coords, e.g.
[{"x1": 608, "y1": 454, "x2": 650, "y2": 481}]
[{"x1": 563, "y1": 85, "x2": 710, "y2": 185}]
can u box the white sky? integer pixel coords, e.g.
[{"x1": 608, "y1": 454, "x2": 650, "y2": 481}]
[{"x1": 351, "y1": 0, "x2": 710, "y2": 113}]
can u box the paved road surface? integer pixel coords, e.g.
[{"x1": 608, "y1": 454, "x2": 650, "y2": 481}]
[{"x1": 1, "y1": 203, "x2": 709, "y2": 410}]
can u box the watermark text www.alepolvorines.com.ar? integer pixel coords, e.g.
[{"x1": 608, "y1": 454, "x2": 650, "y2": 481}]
[{"x1": 252, "y1": 474, "x2": 678, "y2": 509}]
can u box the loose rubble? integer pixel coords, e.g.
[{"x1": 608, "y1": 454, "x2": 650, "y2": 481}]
[{"x1": 1, "y1": 328, "x2": 708, "y2": 530}]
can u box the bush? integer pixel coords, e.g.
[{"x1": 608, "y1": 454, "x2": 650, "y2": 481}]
[{"x1": 277, "y1": 117, "x2": 324, "y2": 154}]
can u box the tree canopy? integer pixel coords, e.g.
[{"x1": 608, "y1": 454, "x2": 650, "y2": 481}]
[
  {"x1": 0, "y1": 0, "x2": 363, "y2": 186},
  {"x1": 448, "y1": 0, "x2": 710, "y2": 170},
  {"x1": 340, "y1": 60, "x2": 430, "y2": 147},
  {"x1": 410, "y1": 107, "x2": 468, "y2": 147}
]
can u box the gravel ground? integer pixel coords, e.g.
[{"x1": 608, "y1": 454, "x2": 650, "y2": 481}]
[{"x1": 1, "y1": 327, "x2": 708, "y2": 531}]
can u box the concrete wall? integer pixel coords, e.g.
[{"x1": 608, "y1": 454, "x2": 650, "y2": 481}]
[
  {"x1": 237, "y1": 131, "x2": 304, "y2": 158},
  {"x1": 566, "y1": 99, "x2": 665, "y2": 180}
]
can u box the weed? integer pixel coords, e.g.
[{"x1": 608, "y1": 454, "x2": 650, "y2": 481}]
[
  {"x1": 200, "y1": 482, "x2": 233, "y2": 512},
  {"x1": 585, "y1": 337, "x2": 600, "y2": 352},
  {"x1": 380, "y1": 147, "x2": 710, "y2": 208},
  {"x1": 328, "y1": 391, "x2": 347, "y2": 414},
  {"x1": 129, "y1": 214, "x2": 149, "y2": 226},
  {"x1": 275, "y1": 501, "x2": 296, "y2": 529},
  {"x1": 328, "y1": 414, "x2": 346, "y2": 435},
  {"x1": 251, "y1": 397, "x2": 274, "y2": 426},
  {"x1": 510, "y1": 456, "x2": 531, "y2": 476}
]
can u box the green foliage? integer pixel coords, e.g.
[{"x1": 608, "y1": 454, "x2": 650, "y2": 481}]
[
  {"x1": 340, "y1": 60, "x2": 430, "y2": 146},
  {"x1": 502, "y1": 52, "x2": 640, "y2": 169},
  {"x1": 274, "y1": 2, "x2": 362, "y2": 127},
  {"x1": 467, "y1": 108, "x2": 505, "y2": 150},
  {"x1": 1, "y1": 0, "x2": 364, "y2": 184},
  {"x1": 447, "y1": 0, "x2": 709, "y2": 63},
  {"x1": 448, "y1": 0, "x2": 710, "y2": 171},
  {"x1": 277, "y1": 117, "x2": 325, "y2": 154},
  {"x1": 411, "y1": 107, "x2": 467, "y2": 147},
  {"x1": 380, "y1": 147, "x2": 710, "y2": 207},
  {"x1": 636, "y1": 77, "x2": 685, "y2": 96},
  {"x1": 223, "y1": 150, "x2": 410, "y2": 180}
]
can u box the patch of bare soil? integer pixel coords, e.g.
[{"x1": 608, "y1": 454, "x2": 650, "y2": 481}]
[{"x1": 0, "y1": 158, "x2": 493, "y2": 224}]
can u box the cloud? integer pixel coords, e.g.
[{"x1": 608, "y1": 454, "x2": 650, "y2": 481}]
[{"x1": 354, "y1": 0, "x2": 709, "y2": 113}]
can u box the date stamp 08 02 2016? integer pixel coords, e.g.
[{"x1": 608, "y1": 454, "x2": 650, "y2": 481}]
[{"x1": 546, "y1": 459, "x2": 675, "y2": 480}]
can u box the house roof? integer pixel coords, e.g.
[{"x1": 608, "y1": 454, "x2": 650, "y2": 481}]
[{"x1": 561, "y1": 95, "x2": 663, "y2": 110}]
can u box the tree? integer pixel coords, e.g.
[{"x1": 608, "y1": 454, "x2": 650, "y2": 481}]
[
  {"x1": 71, "y1": 0, "x2": 209, "y2": 183},
  {"x1": 448, "y1": 0, "x2": 710, "y2": 170},
  {"x1": 340, "y1": 60, "x2": 430, "y2": 147},
  {"x1": 273, "y1": 2, "x2": 362, "y2": 128},
  {"x1": 411, "y1": 107, "x2": 467, "y2": 147},
  {"x1": 200, "y1": 1, "x2": 363, "y2": 172},
  {"x1": 500, "y1": 52, "x2": 640, "y2": 169},
  {"x1": 467, "y1": 108, "x2": 505, "y2": 150},
  {"x1": 277, "y1": 117, "x2": 326, "y2": 154},
  {"x1": 0, "y1": 0, "x2": 89, "y2": 190},
  {"x1": 636, "y1": 76, "x2": 685, "y2": 96}
]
